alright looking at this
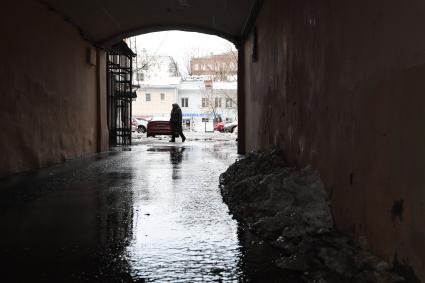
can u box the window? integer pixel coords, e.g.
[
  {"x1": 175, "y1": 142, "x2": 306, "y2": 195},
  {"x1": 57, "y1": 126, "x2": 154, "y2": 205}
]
[
  {"x1": 183, "y1": 119, "x2": 191, "y2": 127},
  {"x1": 181, "y1": 97, "x2": 188, "y2": 107},
  {"x1": 215, "y1": 98, "x2": 222, "y2": 108},
  {"x1": 145, "y1": 93, "x2": 151, "y2": 102},
  {"x1": 137, "y1": 72, "x2": 144, "y2": 81},
  {"x1": 226, "y1": 98, "x2": 233, "y2": 108},
  {"x1": 202, "y1": 98, "x2": 208, "y2": 108},
  {"x1": 160, "y1": 93, "x2": 165, "y2": 101}
]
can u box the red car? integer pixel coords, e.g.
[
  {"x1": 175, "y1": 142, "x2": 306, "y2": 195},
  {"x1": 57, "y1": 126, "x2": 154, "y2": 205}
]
[
  {"x1": 214, "y1": 122, "x2": 224, "y2": 132},
  {"x1": 147, "y1": 117, "x2": 172, "y2": 137}
]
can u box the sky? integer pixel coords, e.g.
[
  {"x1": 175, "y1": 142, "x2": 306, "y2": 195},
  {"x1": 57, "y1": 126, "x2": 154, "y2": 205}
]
[{"x1": 130, "y1": 30, "x2": 236, "y2": 76}]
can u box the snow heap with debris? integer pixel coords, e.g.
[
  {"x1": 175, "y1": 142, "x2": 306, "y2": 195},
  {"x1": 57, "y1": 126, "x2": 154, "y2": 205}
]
[{"x1": 220, "y1": 149, "x2": 404, "y2": 283}]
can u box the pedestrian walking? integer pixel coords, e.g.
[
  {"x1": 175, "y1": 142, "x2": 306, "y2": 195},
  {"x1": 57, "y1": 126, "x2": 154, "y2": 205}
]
[{"x1": 170, "y1": 103, "x2": 186, "y2": 142}]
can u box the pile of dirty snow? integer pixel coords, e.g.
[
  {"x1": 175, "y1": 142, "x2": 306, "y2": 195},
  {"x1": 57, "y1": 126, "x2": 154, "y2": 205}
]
[{"x1": 220, "y1": 149, "x2": 404, "y2": 283}]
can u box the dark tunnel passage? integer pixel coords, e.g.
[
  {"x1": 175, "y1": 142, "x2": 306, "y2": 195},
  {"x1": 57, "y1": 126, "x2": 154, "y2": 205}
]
[{"x1": 1, "y1": 0, "x2": 425, "y2": 281}]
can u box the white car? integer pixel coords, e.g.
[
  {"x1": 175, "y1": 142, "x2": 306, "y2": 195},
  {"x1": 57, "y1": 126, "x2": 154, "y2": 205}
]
[
  {"x1": 131, "y1": 117, "x2": 149, "y2": 133},
  {"x1": 223, "y1": 120, "x2": 238, "y2": 133}
]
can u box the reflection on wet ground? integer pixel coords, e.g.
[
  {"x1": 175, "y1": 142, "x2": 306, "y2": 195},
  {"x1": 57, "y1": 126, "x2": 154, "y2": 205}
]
[{"x1": 0, "y1": 138, "x2": 301, "y2": 282}]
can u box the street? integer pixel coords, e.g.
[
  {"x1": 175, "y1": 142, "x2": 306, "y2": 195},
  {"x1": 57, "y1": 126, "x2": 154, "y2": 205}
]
[{"x1": 0, "y1": 133, "x2": 300, "y2": 282}]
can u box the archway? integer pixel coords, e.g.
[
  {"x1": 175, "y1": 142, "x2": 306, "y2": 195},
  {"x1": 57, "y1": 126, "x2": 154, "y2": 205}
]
[{"x1": 107, "y1": 29, "x2": 245, "y2": 153}]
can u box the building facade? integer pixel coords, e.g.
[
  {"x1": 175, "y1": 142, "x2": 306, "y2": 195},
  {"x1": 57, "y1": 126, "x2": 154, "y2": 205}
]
[
  {"x1": 178, "y1": 78, "x2": 237, "y2": 131},
  {"x1": 132, "y1": 77, "x2": 237, "y2": 131},
  {"x1": 190, "y1": 51, "x2": 238, "y2": 81},
  {"x1": 132, "y1": 77, "x2": 180, "y2": 118},
  {"x1": 133, "y1": 53, "x2": 180, "y2": 83}
]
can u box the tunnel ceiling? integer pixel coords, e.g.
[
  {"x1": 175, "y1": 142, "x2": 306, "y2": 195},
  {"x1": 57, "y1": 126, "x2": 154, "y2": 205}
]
[{"x1": 42, "y1": 0, "x2": 256, "y2": 46}]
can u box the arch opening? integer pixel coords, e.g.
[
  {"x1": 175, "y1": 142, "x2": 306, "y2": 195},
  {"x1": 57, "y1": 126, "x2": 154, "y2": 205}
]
[{"x1": 117, "y1": 30, "x2": 241, "y2": 147}]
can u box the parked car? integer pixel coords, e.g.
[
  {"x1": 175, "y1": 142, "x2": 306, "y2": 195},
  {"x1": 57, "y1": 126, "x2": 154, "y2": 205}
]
[
  {"x1": 147, "y1": 117, "x2": 172, "y2": 137},
  {"x1": 136, "y1": 117, "x2": 149, "y2": 133},
  {"x1": 131, "y1": 117, "x2": 149, "y2": 133},
  {"x1": 223, "y1": 120, "x2": 238, "y2": 133},
  {"x1": 131, "y1": 118, "x2": 138, "y2": 132},
  {"x1": 214, "y1": 122, "x2": 224, "y2": 132}
]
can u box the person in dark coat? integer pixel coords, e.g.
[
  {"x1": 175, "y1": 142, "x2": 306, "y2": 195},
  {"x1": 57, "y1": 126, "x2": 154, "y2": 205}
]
[{"x1": 170, "y1": 103, "x2": 186, "y2": 142}]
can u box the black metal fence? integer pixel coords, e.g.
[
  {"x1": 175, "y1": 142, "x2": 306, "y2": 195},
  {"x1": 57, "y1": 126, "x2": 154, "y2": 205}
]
[{"x1": 107, "y1": 41, "x2": 136, "y2": 146}]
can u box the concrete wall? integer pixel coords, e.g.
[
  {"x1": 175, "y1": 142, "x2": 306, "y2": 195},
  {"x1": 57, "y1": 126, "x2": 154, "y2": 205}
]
[
  {"x1": 0, "y1": 0, "x2": 108, "y2": 177},
  {"x1": 243, "y1": 0, "x2": 425, "y2": 281}
]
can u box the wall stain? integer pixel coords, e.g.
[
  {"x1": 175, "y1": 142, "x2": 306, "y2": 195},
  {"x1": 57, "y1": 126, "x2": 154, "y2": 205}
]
[{"x1": 391, "y1": 199, "x2": 404, "y2": 224}]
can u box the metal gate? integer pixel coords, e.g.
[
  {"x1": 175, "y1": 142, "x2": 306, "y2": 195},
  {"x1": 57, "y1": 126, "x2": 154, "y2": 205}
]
[{"x1": 107, "y1": 41, "x2": 136, "y2": 146}]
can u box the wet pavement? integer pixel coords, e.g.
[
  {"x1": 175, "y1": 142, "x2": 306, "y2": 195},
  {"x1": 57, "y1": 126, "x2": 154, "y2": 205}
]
[{"x1": 0, "y1": 135, "x2": 302, "y2": 282}]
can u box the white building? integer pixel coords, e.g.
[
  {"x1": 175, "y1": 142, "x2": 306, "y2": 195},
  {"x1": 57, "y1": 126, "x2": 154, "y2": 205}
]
[
  {"x1": 178, "y1": 78, "x2": 237, "y2": 131},
  {"x1": 132, "y1": 77, "x2": 181, "y2": 119},
  {"x1": 213, "y1": 81, "x2": 238, "y2": 122},
  {"x1": 132, "y1": 76, "x2": 237, "y2": 131},
  {"x1": 134, "y1": 52, "x2": 179, "y2": 83}
]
